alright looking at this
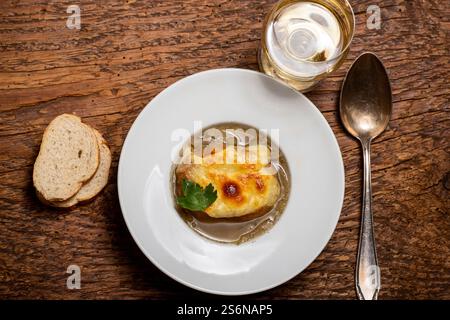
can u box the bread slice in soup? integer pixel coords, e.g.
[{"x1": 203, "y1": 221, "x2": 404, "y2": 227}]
[{"x1": 176, "y1": 145, "x2": 281, "y2": 218}]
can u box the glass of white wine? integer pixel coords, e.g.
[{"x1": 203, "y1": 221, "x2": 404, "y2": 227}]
[{"x1": 259, "y1": 0, "x2": 355, "y2": 92}]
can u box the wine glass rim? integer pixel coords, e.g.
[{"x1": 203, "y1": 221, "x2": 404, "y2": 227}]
[
  {"x1": 332, "y1": 0, "x2": 356, "y2": 61},
  {"x1": 265, "y1": 0, "x2": 356, "y2": 65}
]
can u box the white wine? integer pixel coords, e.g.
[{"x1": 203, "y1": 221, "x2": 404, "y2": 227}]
[
  {"x1": 259, "y1": 0, "x2": 354, "y2": 92},
  {"x1": 267, "y1": 2, "x2": 345, "y2": 72}
]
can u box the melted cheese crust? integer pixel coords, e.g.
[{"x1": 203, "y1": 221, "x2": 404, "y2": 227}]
[{"x1": 176, "y1": 145, "x2": 281, "y2": 218}]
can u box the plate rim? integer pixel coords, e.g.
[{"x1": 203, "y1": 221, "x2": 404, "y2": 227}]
[{"x1": 117, "y1": 67, "x2": 345, "y2": 295}]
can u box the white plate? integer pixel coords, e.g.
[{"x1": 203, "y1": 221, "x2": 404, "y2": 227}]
[{"x1": 118, "y1": 68, "x2": 344, "y2": 295}]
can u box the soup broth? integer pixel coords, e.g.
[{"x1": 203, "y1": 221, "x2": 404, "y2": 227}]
[{"x1": 171, "y1": 123, "x2": 290, "y2": 244}]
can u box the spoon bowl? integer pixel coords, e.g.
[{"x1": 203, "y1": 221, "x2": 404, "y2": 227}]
[{"x1": 340, "y1": 53, "x2": 392, "y2": 141}]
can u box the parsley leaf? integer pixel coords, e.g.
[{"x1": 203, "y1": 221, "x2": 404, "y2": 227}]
[{"x1": 176, "y1": 179, "x2": 218, "y2": 212}]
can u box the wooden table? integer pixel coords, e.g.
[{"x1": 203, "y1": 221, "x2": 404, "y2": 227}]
[{"x1": 0, "y1": 0, "x2": 448, "y2": 300}]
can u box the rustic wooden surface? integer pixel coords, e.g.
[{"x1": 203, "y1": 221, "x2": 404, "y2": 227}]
[{"x1": 0, "y1": 0, "x2": 448, "y2": 300}]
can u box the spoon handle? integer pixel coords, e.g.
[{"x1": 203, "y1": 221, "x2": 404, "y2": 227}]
[{"x1": 356, "y1": 141, "x2": 381, "y2": 300}]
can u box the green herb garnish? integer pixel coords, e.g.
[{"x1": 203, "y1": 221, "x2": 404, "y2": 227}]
[{"x1": 176, "y1": 179, "x2": 218, "y2": 212}]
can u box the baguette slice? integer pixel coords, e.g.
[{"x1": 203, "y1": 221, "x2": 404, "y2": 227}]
[
  {"x1": 33, "y1": 114, "x2": 99, "y2": 201},
  {"x1": 50, "y1": 129, "x2": 111, "y2": 208}
]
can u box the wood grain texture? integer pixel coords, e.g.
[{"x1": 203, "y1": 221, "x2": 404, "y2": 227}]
[{"x1": 0, "y1": 0, "x2": 449, "y2": 299}]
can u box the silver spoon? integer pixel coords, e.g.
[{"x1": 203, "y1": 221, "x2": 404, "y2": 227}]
[{"x1": 340, "y1": 52, "x2": 392, "y2": 300}]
